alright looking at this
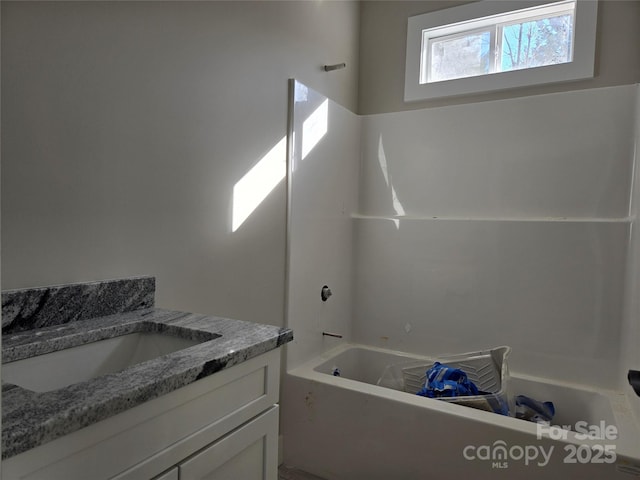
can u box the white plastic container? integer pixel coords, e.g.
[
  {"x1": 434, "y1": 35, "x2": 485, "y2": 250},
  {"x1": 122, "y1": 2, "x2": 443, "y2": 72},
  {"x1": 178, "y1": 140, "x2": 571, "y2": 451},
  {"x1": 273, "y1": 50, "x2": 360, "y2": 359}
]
[{"x1": 377, "y1": 346, "x2": 513, "y2": 415}]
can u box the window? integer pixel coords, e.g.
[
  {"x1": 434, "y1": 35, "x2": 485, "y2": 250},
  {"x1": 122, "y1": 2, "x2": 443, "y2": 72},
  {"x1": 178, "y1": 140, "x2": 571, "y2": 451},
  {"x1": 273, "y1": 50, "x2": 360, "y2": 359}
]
[
  {"x1": 405, "y1": 0, "x2": 598, "y2": 101},
  {"x1": 424, "y1": 1, "x2": 575, "y2": 83}
]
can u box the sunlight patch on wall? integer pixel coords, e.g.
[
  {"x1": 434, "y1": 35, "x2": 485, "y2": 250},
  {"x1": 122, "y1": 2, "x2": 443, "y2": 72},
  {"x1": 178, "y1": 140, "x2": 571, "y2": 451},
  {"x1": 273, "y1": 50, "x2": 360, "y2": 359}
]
[
  {"x1": 378, "y1": 135, "x2": 405, "y2": 228},
  {"x1": 301, "y1": 99, "x2": 328, "y2": 160},
  {"x1": 232, "y1": 94, "x2": 328, "y2": 233},
  {"x1": 232, "y1": 137, "x2": 287, "y2": 232}
]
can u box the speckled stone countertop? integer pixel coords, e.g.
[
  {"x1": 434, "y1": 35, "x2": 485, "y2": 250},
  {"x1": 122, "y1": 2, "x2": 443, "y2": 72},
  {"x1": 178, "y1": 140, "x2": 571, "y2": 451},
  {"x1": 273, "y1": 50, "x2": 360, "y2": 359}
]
[{"x1": 2, "y1": 307, "x2": 293, "y2": 459}]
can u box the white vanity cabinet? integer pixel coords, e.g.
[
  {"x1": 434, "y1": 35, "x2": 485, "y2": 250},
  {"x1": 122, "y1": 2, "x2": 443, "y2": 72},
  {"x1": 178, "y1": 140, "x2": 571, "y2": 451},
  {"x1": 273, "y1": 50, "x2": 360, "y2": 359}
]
[
  {"x1": 2, "y1": 349, "x2": 281, "y2": 480},
  {"x1": 177, "y1": 405, "x2": 278, "y2": 480},
  {"x1": 147, "y1": 406, "x2": 278, "y2": 480}
]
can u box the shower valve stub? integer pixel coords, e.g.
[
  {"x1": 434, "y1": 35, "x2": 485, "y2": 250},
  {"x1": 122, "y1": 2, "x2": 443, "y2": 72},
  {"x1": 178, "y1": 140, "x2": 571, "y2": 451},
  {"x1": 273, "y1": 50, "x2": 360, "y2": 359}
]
[
  {"x1": 323, "y1": 63, "x2": 346, "y2": 72},
  {"x1": 321, "y1": 285, "x2": 333, "y2": 302}
]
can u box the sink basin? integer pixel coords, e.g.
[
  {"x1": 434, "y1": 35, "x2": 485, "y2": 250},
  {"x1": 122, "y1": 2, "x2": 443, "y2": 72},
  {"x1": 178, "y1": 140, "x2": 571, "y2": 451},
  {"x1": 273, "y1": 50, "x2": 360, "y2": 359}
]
[{"x1": 3, "y1": 331, "x2": 208, "y2": 392}]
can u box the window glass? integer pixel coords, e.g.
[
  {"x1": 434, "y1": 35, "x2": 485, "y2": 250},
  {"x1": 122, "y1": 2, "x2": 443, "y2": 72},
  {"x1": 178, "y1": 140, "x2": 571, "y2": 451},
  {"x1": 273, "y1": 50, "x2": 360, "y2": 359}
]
[
  {"x1": 428, "y1": 31, "x2": 492, "y2": 83},
  {"x1": 500, "y1": 14, "x2": 574, "y2": 72}
]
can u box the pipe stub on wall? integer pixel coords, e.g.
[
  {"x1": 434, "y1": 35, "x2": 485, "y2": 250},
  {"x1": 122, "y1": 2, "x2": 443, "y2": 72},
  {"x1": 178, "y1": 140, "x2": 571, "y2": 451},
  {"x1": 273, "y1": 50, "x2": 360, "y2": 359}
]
[{"x1": 321, "y1": 285, "x2": 332, "y2": 302}]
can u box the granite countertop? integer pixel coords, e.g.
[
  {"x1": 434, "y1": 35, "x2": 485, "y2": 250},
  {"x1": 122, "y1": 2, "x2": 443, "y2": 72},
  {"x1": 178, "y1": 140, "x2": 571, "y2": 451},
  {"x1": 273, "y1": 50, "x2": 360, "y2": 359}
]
[{"x1": 2, "y1": 307, "x2": 293, "y2": 459}]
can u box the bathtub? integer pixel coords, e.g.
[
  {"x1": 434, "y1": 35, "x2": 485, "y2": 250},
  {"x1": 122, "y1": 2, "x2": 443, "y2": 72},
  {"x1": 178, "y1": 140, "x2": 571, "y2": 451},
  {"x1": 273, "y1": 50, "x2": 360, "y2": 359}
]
[{"x1": 282, "y1": 344, "x2": 640, "y2": 480}]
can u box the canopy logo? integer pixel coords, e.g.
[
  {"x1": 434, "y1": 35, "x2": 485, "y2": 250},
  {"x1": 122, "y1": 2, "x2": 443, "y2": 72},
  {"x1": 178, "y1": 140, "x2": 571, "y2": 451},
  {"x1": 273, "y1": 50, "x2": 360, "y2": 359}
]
[
  {"x1": 463, "y1": 421, "x2": 618, "y2": 469},
  {"x1": 462, "y1": 440, "x2": 554, "y2": 469}
]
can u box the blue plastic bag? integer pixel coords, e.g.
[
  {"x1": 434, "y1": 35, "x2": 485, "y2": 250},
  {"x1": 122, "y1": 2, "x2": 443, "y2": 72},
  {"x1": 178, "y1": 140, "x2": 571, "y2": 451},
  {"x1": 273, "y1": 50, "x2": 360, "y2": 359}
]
[{"x1": 416, "y1": 362, "x2": 480, "y2": 398}]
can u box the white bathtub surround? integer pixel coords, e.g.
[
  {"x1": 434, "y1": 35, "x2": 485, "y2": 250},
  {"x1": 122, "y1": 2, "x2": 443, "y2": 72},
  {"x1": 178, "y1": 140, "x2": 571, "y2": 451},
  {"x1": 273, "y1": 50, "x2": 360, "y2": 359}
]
[
  {"x1": 283, "y1": 82, "x2": 640, "y2": 478},
  {"x1": 359, "y1": 85, "x2": 635, "y2": 219},
  {"x1": 286, "y1": 83, "x2": 638, "y2": 387},
  {"x1": 285, "y1": 80, "x2": 361, "y2": 369},
  {"x1": 354, "y1": 84, "x2": 637, "y2": 391},
  {"x1": 353, "y1": 217, "x2": 629, "y2": 389}
]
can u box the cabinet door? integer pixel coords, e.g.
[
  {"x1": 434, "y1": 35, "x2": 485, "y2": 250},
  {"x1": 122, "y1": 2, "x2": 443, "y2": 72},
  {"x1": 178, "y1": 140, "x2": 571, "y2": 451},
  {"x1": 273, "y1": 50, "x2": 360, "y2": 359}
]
[{"x1": 179, "y1": 405, "x2": 278, "y2": 480}]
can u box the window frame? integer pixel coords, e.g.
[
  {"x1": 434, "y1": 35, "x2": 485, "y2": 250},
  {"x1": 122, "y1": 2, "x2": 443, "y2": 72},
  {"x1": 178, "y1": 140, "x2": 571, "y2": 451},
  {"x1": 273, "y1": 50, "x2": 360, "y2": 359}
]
[{"x1": 404, "y1": 0, "x2": 598, "y2": 102}]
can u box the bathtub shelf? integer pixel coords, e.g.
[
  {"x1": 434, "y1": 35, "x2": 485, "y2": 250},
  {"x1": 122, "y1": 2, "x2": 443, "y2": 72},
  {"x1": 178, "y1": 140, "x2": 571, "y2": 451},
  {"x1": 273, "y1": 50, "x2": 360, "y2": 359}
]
[{"x1": 352, "y1": 214, "x2": 632, "y2": 223}]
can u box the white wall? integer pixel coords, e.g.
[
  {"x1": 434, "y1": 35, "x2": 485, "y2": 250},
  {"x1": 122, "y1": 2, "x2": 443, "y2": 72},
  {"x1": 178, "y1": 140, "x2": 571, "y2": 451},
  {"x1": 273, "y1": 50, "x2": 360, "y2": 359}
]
[
  {"x1": 354, "y1": 85, "x2": 637, "y2": 389},
  {"x1": 359, "y1": 86, "x2": 635, "y2": 218},
  {"x1": 1, "y1": 1, "x2": 360, "y2": 327},
  {"x1": 286, "y1": 81, "x2": 361, "y2": 368}
]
